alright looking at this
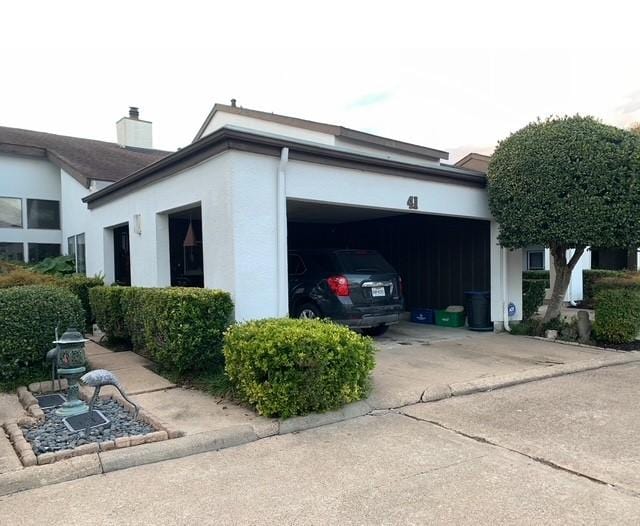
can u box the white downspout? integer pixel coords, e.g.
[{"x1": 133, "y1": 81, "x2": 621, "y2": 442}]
[
  {"x1": 502, "y1": 246, "x2": 511, "y2": 332},
  {"x1": 276, "y1": 147, "x2": 289, "y2": 317}
]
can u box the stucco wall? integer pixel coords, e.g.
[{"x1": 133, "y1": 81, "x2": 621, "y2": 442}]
[
  {"x1": 285, "y1": 158, "x2": 491, "y2": 220},
  {"x1": 60, "y1": 170, "x2": 91, "y2": 253},
  {"x1": 204, "y1": 113, "x2": 336, "y2": 146},
  {"x1": 0, "y1": 153, "x2": 62, "y2": 259},
  {"x1": 86, "y1": 148, "x2": 522, "y2": 324}
]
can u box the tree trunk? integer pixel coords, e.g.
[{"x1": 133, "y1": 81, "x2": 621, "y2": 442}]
[{"x1": 543, "y1": 243, "x2": 586, "y2": 323}]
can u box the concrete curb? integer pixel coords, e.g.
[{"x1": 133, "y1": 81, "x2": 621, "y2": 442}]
[
  {"x1": 0, "y1": 454, "x2": 102, "y2": 497},
  {"x1": 99, "y1": 425, "x2": 257, "y2": 473},
  {"x1": 3, "y1": 351, "x2": 639, "y2": 497}
]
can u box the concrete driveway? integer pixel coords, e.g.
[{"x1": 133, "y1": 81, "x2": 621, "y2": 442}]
[
  {"x1": 3, "y1": 368, "x2": 639, "y2": 524},
  {"x1": 369, "y1": 321, "x2": 623, "y2": 408}
]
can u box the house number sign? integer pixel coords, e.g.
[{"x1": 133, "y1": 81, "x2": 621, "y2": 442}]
[{"x1": 407, "y1": 195, "x2": 419, "y2": 210}]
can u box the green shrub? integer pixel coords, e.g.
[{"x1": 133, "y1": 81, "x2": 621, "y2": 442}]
[
  {"x1": 60, "y1": 275, "x2": 104, "y2": 330},
  {"x1": 593, "y1": 288, "x2": 640, "y2": 344},
  {"x1": 522, "y1": 279, "x2": 546, "y2": 320},
  {"x1": 143, "y1": 288, "x2": 233, "y2": 374},
  {"x1": 582, "y1": 269, "x2": 627, "y2": 306},
  {"x1": 30, "y1": 255, "x2": 75, "y2": 276},
  {"x1": 89, "y1": 286, "x2": 129, "y2": 341},
  {"x1": 89, "y1": 286, "x2": 233, "y2": 374},
  {"x1": 523, "y1": 270, "x2": 550, "y2": 288},
  {"x1": 0, "y1": 285, "x2": 84, "y2": 382},
  {"x1": 224, "y1": 318, "x2": 376, "y2": 418}
]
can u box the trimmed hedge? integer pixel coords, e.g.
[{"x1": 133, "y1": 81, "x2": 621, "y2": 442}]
[
  {"x1": 522, "y1": 279, "x2": 546, "y2": 320},
  {"x1": 224, "y1": 318, "x2": 376, "y2": 418},
  {"x1": 89, "y1": 286, "x2": 129, "y2": 341},
  {"x1": 0, "y1": 269, "x2": 103, "y2": 331},
  {"x1": 582, "y1": 269, "x2": 626, "y2": 305},
  {"x1": 89, "y1": 286, "x2": 234, "y2": 374},
  {"x1": 593, "y1": 288, "x2": 640, "y2": 344},
  {"x1": 523, "y1": 270, "x2": 550, "y2": 288},
  {"x1": 60, "y1": 275, "x2": 104, "y2": 331},
  {"x1": 0, "y1": 285, "x2": 84, "y2": 382},
  {"x1": 143, "y1": 288, "x2": 233, "y2": 374}
]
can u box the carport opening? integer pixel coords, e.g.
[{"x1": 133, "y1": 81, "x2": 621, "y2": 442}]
[{"x1": 287, "y1": 200, "x2": 490, "y2": 313}]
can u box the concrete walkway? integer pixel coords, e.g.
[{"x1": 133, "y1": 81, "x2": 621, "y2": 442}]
[{"x1": 85, "y1": 341, "x2": 277, "y2": 438}]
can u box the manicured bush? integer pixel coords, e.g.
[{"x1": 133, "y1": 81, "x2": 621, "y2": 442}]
[
  {"x1": 593, "y1": 288, "x2": 640, "y2": 344},
  {"x1": 143, "y1": 288, "x2": 233, "y2": 374},
  {"x1": 89, "y1": 286, "x2": 233, "y2": 374},
  {"x1": 89, "y1": 286, "x2": 129, "y2": 341},
  {"x1": 0, "y1": 285, "x2": 84, "y2": 382},
  {"x1": 0, "y1": 268, "x2": 58, "y2": 289},
  {"x1": 60, "y1": 275, "x2": 104, "y2": 331},
  {"x1": 582, "y1": 269, "x2": 627, "y2": 306},
  {"x1": 224, "y1": 318, "x2": 376, "y2": 418},
  {"x1": 120, "y1": 287, "x2": 147, "y2": 352},
  {"x1": 522, "y1": 279, "x2": 546, "y2": 320},
  {"x1": 523, "y1": 270, "x2": 550, "y2": 288}
]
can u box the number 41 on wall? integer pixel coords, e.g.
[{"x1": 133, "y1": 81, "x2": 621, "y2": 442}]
[{"x1": 407, "y1": 195, "x2": 418, "y2": 210}]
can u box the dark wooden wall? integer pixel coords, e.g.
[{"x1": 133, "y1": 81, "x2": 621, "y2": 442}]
[{"x1": 288, "y1": 214, "x2": 490, "y2": 311}]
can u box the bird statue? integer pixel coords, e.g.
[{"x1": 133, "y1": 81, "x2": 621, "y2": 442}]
[
  {"x1": 81, "y1": 369, "x2": 139, "y2": 418},
  {"x1": 45, "y1": 347, "x2": 61, "y2": 391}
]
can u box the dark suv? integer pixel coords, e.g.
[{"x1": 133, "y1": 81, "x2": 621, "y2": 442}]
[{"x1": 288, "y1": 249, "x2": 403, "y2": 336}]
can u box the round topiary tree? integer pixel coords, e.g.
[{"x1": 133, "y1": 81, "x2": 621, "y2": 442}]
[{"x1": 488, "y1": 115, "x2": 640, "y2": 322}]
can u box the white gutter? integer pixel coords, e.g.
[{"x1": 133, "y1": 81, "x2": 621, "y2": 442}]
[
  {"x1": 276, "y1": 147, "x2": 290, "y2": 317},
  {"x1": 502, "y1": 247, "x2": 511, "y2": 332}
]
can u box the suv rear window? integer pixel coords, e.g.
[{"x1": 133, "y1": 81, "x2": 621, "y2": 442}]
[{"x1": 335, "y1": 251, "x2": 394, "y2": 274}]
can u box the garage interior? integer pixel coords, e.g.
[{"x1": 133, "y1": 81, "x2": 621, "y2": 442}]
[{"x1": 287, "y1": 200, "x2": 490, "y2": 312}]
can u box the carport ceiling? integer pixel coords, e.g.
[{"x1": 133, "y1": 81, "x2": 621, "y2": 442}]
[{"x1": 287, "y1": 200, "x2": 405, "y2": 224}]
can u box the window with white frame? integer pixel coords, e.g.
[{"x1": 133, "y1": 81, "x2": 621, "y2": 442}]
[
  {"x1": 527, "y1": 250, "x2": 545, "y2": 270},
  {"x1": 67, "y1": 233, "x2": 86, "y2": 274}
]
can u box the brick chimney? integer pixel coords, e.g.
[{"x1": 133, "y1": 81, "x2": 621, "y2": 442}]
[{"x1": 116, "y1": 106, "x2": 152, "y2": 148}]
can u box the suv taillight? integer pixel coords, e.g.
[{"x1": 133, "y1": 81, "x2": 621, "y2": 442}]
[{"x1": 327, "y1": 275, "x2": 350, "y2": 296}]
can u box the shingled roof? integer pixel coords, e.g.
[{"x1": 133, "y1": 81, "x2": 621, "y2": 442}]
[{"x1": 0, "y1": 126, "x2": 171, "y2": 187}]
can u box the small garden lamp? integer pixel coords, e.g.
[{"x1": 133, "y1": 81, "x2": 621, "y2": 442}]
[{"x1": 53, "y1": 328, "x2": 90, "y2": 417}]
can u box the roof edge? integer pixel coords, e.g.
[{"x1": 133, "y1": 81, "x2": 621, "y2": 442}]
[
  {"x1": 86, "y1": 126, "x2": 485, "y2": 209},
  {"x1": 192, "y1": 104, "x2": 449, "y2": 160}
]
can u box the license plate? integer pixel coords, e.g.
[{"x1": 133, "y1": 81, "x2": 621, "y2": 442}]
[{"x1": 371, "y1": 287, "x2": 386, "y2": 297}]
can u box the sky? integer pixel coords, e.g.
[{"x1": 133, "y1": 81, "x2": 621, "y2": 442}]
[{"x1": 2, "y1": 1, "x2": 640, "y2": 163}]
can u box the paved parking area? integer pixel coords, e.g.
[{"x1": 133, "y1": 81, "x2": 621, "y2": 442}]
[
  {"x1": 369, "y1": 321, "x2": 619, "y2": 408},
  {"x1": 402, "y1": 362, "x2": 640, "y2": 495}
]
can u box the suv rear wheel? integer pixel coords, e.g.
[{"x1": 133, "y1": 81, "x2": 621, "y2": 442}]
[
  {"x1": 362, "y1": 325, "x2": 390, "y2": 337},
  {"x1": 295, "y1": 302, "x2": 321, "y2": 320}
]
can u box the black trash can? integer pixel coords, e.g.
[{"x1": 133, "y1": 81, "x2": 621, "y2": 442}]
[{"x1": 464, "y1": 291, "x2": 493, "y2": 331}]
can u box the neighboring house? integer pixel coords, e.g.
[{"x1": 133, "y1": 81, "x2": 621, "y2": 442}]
[
  {"x1": 455, "y1": 152, "x2": 640, "y2": 302},
  {"x1": 81, "y1": 102, "x2": 523, "y2": 328},
  {"x1": 0, "y1": 108, "x2": 169, "y2": 270}
]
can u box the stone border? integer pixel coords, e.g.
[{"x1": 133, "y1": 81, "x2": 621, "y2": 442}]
[
  {"x1": 5, "y1": 382, "x2": 183, "y2": 469},
  {"x1": 2, "y1": 350, "x2": 640, "y2": 497}
]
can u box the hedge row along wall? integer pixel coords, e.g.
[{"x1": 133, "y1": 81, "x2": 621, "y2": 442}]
[
  {"x1": 90, "y1": 286, "x2": 234, "y2": 374},
  {"x1": 0, "y1": 285, "x2": 84, "y2": 382},
  {"x1": 592, "y1": 274, "x2": 640, "y2": 344}
]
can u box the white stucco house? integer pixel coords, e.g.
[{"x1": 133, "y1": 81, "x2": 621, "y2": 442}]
[
  {"x1": 1, "y1": 102, "x2": 525, "y2": 329},
  {"x1": 0, "y1": 108, "x2": 169, "y2": 269},
  {"x1": 75, "y1": 102, "x2": 522, "y2": 328}
]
